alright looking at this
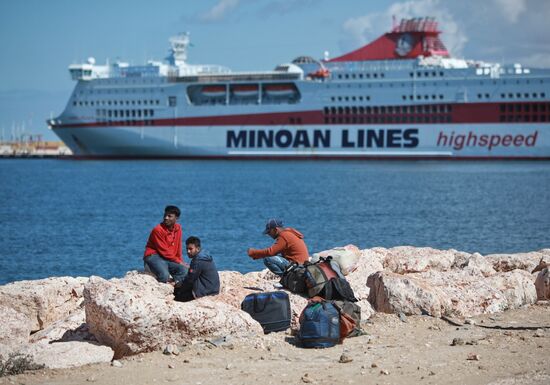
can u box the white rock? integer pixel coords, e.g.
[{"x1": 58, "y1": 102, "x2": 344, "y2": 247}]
[
  {"x1": 485, "y1": 250, "x2": 550, "y2": 273},
  {"x1": 0, "y1": 304, "x2": 32, "y2": 357},
  {"x1": 83, "y1": 272, "x2": 264, "y2": 358},
  {"x1": 23, "y1": 341, "x2": 113, "y2": 369},
  {"x1": 0, "y1": 276, "x2": 88, "y2": 332}
]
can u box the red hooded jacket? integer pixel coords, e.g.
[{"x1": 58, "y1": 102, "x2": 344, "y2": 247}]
[{"x1": 248, "y1": 227, "x2": 309, "y2": 264}]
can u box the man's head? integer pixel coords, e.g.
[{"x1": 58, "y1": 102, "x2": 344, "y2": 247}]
[
  {"x1": 263, "y1": 218, "x2": 283, "y2": 239},
  {"x1": 163, "y1": 205, "x2": 181, "y2": 229},
  {"x1": 186, "y1": 236, "x2": 201, "y2": 258}
]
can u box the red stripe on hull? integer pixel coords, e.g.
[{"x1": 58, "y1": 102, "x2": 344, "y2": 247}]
[{"x1": 53, "y1": 102, "x2": 550, "y2": 129}]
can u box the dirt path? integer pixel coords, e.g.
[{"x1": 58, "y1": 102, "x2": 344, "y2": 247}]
[{"x1": 2, "y1": 302, "x2": 549, "y2": 385}]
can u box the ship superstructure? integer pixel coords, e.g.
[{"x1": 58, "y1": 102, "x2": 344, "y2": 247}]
[{"x1": 49, "y1": 18, "x2": 550, "y2": 159}]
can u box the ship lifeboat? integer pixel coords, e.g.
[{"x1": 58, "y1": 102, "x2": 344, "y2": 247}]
[
  {"x1": 231, "y1": 84, "x2": 259, "y2": 97},
  {"x1": 263, "y1": 83, "x2": 296, "y2": 97},
  {"x1": 308, "y1": 68, "x2": 330, "y2": 79},
  {"x1": 201, "y1": 85, "x2": 226, "y2": 97}
]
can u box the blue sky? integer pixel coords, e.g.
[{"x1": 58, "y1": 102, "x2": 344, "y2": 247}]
[{"x1": 0, "y1": 0, "x2": 548, "y2": 140}]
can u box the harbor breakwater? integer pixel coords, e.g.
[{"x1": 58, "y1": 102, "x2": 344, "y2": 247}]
[{"x1": 0, "y1": 245, "x2": 548, "y2": 369}]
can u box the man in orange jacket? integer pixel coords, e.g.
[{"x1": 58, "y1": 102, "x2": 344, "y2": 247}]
[{"x1": 247, "y1": 218, "x2": 310, "y2": 276}]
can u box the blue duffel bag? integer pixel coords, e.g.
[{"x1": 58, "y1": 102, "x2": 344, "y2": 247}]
[{"x1": 298, "y1": 299, "x2": 340, "y2": 348}]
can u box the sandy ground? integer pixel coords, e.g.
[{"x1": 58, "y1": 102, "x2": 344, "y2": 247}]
[{"x1": 2, "y1": 302, "x2": 549, "y2": 385}]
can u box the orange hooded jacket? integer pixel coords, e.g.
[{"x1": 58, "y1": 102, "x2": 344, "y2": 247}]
[{"x1": 248, "y1": 227, "x2": 309, "y2": 264}]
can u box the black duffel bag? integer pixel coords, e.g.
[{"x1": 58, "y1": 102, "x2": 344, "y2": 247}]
[
  {"x1": 280, "y1": 263, "x2": 307, "y2": 294},
  {"x1": 241, "y1": 291, "x2": 291, "y2": 334}
]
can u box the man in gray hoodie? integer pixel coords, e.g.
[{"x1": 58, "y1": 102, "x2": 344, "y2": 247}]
[{"x1": 174, "y1": 236, "x2": 220, "y2": 302}]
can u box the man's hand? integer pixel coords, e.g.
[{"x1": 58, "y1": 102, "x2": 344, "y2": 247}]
[{"x1": 247, "y1": 248, "x2": 254, "y2": 258}]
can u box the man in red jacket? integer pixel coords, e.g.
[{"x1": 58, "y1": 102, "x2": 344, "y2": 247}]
[
  {"x1": 144, "y1": 205, "x2": 188, "y2": 284},
  {"x1": 247, "y1": 218, "x2": 310, "y2": 276}
]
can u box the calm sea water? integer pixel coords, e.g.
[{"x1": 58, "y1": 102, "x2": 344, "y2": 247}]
[{"x1": 0, "y1": 159, "x2": 549, "y2": 285}]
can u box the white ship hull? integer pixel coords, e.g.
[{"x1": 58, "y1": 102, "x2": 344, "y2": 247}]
[{"x1": 53, "y1": 123, "x2": 549, "y2": 159}]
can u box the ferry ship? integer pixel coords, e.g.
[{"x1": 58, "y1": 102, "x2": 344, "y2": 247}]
[{"x1": 49, "y1": 17, "x2": 550, "y2": 159}]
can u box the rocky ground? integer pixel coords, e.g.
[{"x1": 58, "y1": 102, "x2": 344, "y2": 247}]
[
  {"x1": 2, "y1": 301, "x2": 549, "y2": 385},
  {"x1": 1, "y1": 245, "x2": 549, "y2": 385}
]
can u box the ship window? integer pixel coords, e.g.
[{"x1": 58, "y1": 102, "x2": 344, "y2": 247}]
[
  {"x1": 439, "y1": 95, "x2": 444, "y2": 99},
  {"x1": 324, "y1": 107, "x2": 329, "y2": 114},
  {"x1": 366, "y1": 74, "x2": 371, "y2": 78},
  {"x1": 169, "y1": 96, "x2": 177, "y2": 107},
  {"x1": 525, "y1": 104, "x2": 530, "y2": 112},
  {"x1": 359, "y1": 106, "x2": 364, "y2": 114},
  {"x1": 352, "y1": 96, "x2": 356, "y2": 101},
  {"x1": 359, "y1": 96, "x2": 363, "y2": 101},
  {"x1": 380, "y1": 106, "x2": 386, "y2": 114},
  {"x1": 352, "y1": 74, "x2": 356, "y2": 79},
  {"x1": 501, "y1": 93, "x2": 505, "y2": 98},
  {"x1": 541, "y1": 104, "x2": 547, "y2": 112},
  {"x1": 352, "y1": 106, "x2": 357, "y2": 114},
  {"x1": 338, "y1": 107, "x2": 343, "y2": 114},
  {"x1": 533, "y1": 93, "x2": 538, "y2": 98},
  {"x1": 542, "y1": 115, "x2": 547, "y2": 122},
  {"x1": 524, "y1": 115, "x2": 530, "y2": 122},
  {"x1": 345, "y1": 97, "x2": 349, "y2": 101},
  {"x1": 515, "y1": 104, "x2": 522, "y2": 112},
  {"x1": 431, "y1": 95, "x2": 436, "y2": 100},
  {"x1": 73, "y1": 101, "x2": 77, "y2": 106},
  {"x1": 533, "y1": 104, "x2": 539, "y2": 112},
  {"x1": 417, "y1": 72, "x2": 422, "y2": 77},
  {"x1": 331, "y1": 97, "x2": 335, "y2": 102},
  {"x1": 331, "y1": 107, "x2": 336, "y2": 114},
  {"x1": 381, "y1": 73, "x2": 385, "y2": 78},
  {"x1": 477, "y1": 94, "x2": 482, "y2": 99},
  {"x1": 373, "y1": 73, "x2": 378, "y2": 78},
  {"x1": 338, "y1": 75, "x2": 342, "y2": 79},
  {"x1": 366, "y1": 96, "x2": 370, "y2": 101},
  {"x1": 485, "y1": 93, "x2": 490, "y2": 98},
  {"x1": 410, "y1": 72, "x2": 414, "y2": 77},
  {"x1": 150, "y1": 109, "x2": 154, "y2": 117},
  {"x1": 338, "y1": 97, "x2": 342, "y2": 102},
  {"x1": 409, "y1": 95, "x2": 414, "y2": 100},
  {"x1": 425, "y1": 72, "x2": 429, "y2": 77},
  {"x1": 366, "y1": 107, "x2": 372, "y2": 113},
  {"x1": 500, "y1": 104, "x2": 506, "y2": 112},
  {"x1": 499, "y1": 115, "x2": 505, "y2": 122},
  {"x1": 416, "y1": 95, "x2": 422, "y2": 100},
  {"x1": 533, "y1": 115, "x2": 538, "y2": 122},
  {"x1": 402, "y1": 95, "x2": 407, "y2": 100},
  {"x1": 345, "y1": 107, "x2": 350, "y2": 114},
  {"x1": 359, "y1": 74, "x2": 363, "y2": 79},
  {"x1": 424, "y1": 95, "x2": 429, "y2": 100},
  {"x1": 507, "y1": 115, "x2": 513, "y2": 122},
  {"x1": 516, "y1": 93, "x2": 521, "y2": 98},
  {"x1": 345, "y1": 74, "x2": 349, "y2": 79},
  {"x1": 541, "y1": 92, "x2": 546, "y2": 97},
  {"x1": 156, "y1": 100, "x2": 160, "y2": 105},
  {"x1": 144, "y1": 110, "x2": 148, "y2": 117}
]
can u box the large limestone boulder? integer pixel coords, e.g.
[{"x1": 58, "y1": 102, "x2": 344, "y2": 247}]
[
  {"x1": 367, "y1": 271, "x2": 450, "y2": 317},
  {"x1": 0, "y1": 305, "x2": 32, "y2": 358},
  {"x1": 83, "y1": 272, "x2": 264, "y2": 358},
  {"x1": 22, "y1": 341, "x2": 113, "y2": 369},
  {"x1": 535, "y1": 268, "x2": 550, "y2": 300},
  {"x1": 0, "y1": 276, "x2": 88, "y2": 332},
  {"x1": 381, "y1": 246, "x2": 463, "y2": 274},
  {"x1": 485, "y1": 250, "x2": 550, "y2": 273},
  {"x1": 29, "y1": 308, "x2": 93, "y2": 345}
]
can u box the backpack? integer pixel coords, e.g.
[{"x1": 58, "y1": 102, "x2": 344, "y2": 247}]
[
  {"x1": 280, "y1": 263, "x2": 307, "y2": 294},
  {"x1": 330, "y1": 300, "x2": 363, "y2": 339},
  {"x1": 241, "y1": 291, "x2": 291, "y2": 334},
  {"x1": 304, "y1": 257, "x2": 358, "y2": 302},
  {"x1": 304, "y1": 257, "x2": 343, "y2": 298},
  {"x1": 298, "y1": 298, "x2": 340, "y2": 348}
]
